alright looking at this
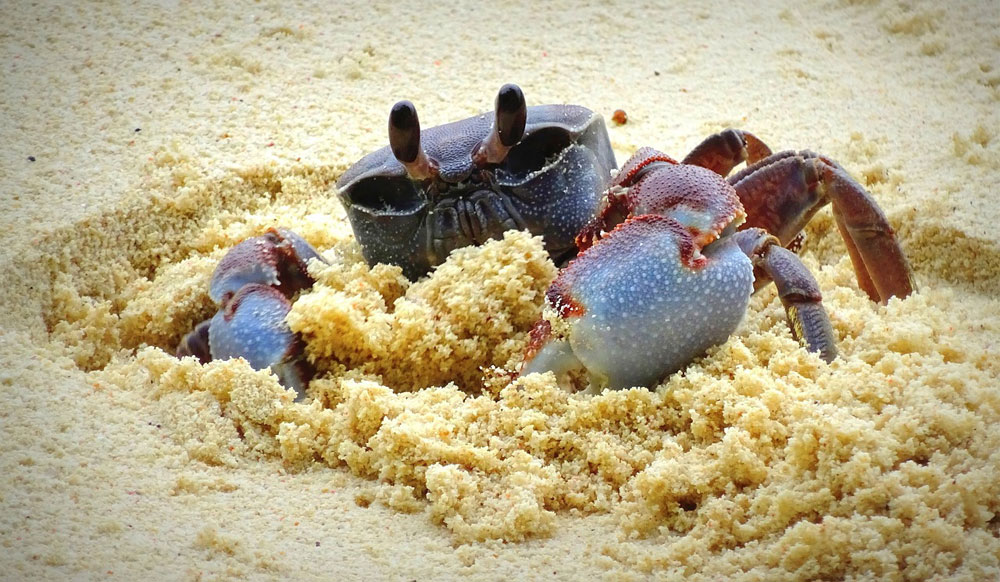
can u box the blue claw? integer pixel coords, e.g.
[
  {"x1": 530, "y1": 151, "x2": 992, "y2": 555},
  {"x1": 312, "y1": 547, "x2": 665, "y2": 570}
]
[
  {"x1": 177, "y1": 228, "x2": 323, "y2": 399},
  {"x1": 210, "y1": 228, "x2": 324, "y2": 304},
  {"x1": 209, "y1": 284, "x2": 312, "y2": 397},
  {"x1": 523, "y1": 215, "x2": 754, "y2": 392}
]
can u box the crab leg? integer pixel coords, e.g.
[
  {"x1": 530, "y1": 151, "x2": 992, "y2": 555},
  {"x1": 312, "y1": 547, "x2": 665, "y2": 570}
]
[
  {"x1": 176, "y1": 319, "x2": 212, "y2": 364},
  {"x1": 681, "y1": 129, "x2": 773, "y2": 177},
  {"x1": 729, "y1": 152, "x2": 914, "y2": 303},
  {"x1": 821, "y1": 159, "x2": 915, "y2": 304},
  {"x1": 733, "y1": 228, "x2": 837, "y2": 362}
]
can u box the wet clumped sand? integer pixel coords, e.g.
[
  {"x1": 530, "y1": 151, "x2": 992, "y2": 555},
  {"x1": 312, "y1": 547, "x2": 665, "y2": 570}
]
[{"x1": 3, "y1": 0, "x2": 1000, "y2": 579}]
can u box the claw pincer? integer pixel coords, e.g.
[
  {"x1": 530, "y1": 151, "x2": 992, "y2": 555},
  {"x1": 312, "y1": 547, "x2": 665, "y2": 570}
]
[
  {"x1": 523, "y1": 150, "x2": 756, "y2": 391},
  {"x1": 527, "y1": 217, "x2": 754, "y2": 391},
  {"x1": 176, "y1": 228, "x2": 323, "y2": 398}
]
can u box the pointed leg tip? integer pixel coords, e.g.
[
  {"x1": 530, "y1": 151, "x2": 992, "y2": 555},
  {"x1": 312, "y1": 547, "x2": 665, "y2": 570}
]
[
  {"x1": 273, "y1": 358, "x2": 314, "y2": 401},
  {"x1": 176, "y1": 319, "x2": 212, "y2": 364}
]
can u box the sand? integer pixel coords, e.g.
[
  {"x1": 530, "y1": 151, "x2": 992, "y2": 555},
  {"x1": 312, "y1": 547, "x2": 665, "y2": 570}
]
[{"x1": 2, "y1": 0, "x2": 999, "y2": 580}]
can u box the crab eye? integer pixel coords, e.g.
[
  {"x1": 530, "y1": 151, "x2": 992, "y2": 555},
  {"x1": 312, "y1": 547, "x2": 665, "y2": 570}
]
[
  {"x1": 388, "y1": 100, "x2": 422, "y2": 164},
  {"x1": 343, "y1": 176, "x2": 424, "y2": 214},
  {"x1": 495, "y1": 84, "x2": 527, "y2": 148},
  {"x1": 502, "y1": 127, "x2": 572, "y2": 176}
]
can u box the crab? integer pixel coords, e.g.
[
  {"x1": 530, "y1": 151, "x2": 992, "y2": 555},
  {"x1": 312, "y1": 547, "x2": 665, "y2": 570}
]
[{"x1": 175, "y1": 84, "x2": 914, "y2": 396}]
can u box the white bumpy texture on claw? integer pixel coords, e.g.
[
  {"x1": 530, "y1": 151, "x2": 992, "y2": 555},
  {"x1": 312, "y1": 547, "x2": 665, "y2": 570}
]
[
  {"x1": 209, "y1": 285, "x2": 297, "y2": 373},
  {"x1": 525, "y1": 216, "x2": 754, "y2": 391},
  {"x1": 177, "y1": 228, "x2": 321, "y2": 400}
]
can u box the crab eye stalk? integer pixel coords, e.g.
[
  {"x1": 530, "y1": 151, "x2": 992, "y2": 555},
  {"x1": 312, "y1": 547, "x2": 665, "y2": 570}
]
[
  {"x1": 473, "y1": 83, "x2": 527, "y2": 166},
  {"x1": 495, "y1": 83, "x2": 527, "y2": 147},
  {"x1": 389, "y1": 100, "x2": 437, "y2": 180}
]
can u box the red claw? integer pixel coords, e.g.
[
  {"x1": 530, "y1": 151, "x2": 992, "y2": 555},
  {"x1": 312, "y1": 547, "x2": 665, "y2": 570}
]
[
  {"x1": 210, "y1": 228, "x2": 323, "y2": 305},
  {"x1": 609, "y1": 146, "x2": 679, "y2": 188}
]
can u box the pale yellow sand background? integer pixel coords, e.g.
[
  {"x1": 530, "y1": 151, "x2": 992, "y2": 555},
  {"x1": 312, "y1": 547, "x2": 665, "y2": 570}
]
[{"x1": 2, "y1": 0, "x2": 999, "y2": 580}]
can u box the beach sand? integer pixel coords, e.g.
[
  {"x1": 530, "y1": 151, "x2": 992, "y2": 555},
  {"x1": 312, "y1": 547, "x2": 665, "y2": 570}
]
[{"x1": 2, "y1": 0, "x2": 999, "y2": 579}]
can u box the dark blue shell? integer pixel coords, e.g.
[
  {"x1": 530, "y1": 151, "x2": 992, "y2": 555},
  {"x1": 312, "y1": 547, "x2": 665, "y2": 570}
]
[{"x1": 336, "y1": 104, "x2": 617, "y2": 279}]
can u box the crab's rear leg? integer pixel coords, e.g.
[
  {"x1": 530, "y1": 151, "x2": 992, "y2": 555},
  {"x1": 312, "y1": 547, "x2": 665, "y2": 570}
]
[
  {"x1": 681, "y1": 129, "x2": 773, "y2": 177},
  {"x1": 729, "y1": 152, "x2": 915, "y2": 303},
  {"x1": 733, "y1": 228, "x2": 837, "y2": 362}
]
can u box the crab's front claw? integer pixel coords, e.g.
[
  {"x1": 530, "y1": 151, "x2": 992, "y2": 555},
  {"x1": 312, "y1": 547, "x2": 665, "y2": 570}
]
[
  {"x1": 208, "y1": 284, "x2": 313, "y2": 398},
  {"x1": 210, "y1": 227, "x2": 325, "y2": 304},
  {"x1": 522, "y1": 215, "x2": 754, "y2": 392},
  {"x1": 175, "y1": 228, "x2": 324, "y2": 400}
]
